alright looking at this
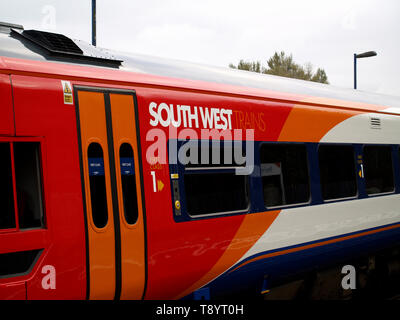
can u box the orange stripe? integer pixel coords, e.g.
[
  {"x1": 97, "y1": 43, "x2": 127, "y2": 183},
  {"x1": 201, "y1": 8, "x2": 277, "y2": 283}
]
[
  {"x1": 175, "y1": 210, "x2": 280, "y2": 299},
  {"x1": 278, "y1": 104, "x2": 361, "y2": 142},
  {"x1": 230, "y1": 223, "x2": 400, "y2": 273}
]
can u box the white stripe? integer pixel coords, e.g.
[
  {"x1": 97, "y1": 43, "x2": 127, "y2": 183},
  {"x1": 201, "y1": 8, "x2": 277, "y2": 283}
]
[
  {"x1": 321, "y1": 112, "x2": 400, "y2": 144},
  {"x1": 239, "y1": 195, "x2": 400, "y2": 263}
]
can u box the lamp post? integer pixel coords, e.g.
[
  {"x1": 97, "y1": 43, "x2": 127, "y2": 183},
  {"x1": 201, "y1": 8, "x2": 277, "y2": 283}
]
[
  {"x1": 92, "y1": 0, "x2": 96, "y2": 46},
  {"x1": 354, "y1": 51, "x2": 377, "y2": 89}
]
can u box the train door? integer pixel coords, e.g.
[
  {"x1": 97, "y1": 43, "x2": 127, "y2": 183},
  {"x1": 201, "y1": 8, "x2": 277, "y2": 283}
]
[
  {"x1": 75, "y1": 87, "x2": 146, "y2": 300},
  {"x1": 0, "y1": 74, "x2": 26, "y2": 300}
]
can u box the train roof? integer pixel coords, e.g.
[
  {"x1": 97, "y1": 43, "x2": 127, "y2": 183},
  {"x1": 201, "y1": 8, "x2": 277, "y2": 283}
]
[{"x1": 1, "y1": 22, "x2": 399, "y2": 113}]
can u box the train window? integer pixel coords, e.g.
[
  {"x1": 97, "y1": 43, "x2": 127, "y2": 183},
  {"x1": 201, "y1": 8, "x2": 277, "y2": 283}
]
[
  {"x1": 0, "y1": 143, "x2": 16, "y2": 230},
  {"x1": 87, "y1": 143, "x2": 108, "y2": 228},
  {"x1": 364, "y1": 146, "x2": 394, "y2": 195},
  {"x1": 182, "y1": 140, "x2": 249, "y2": 216},
  {"x1": 260, "y1": 144, "x2": 310, "y2": 207},
  {"x1": 119, "y1": 143, "x2": 138, "y2": 225},
  {"x1": 14, "y1": 143, "x2": 44, "y2": 229},
  {"x1": 318, "y1": 145, "x2": 357, "y2": 200},
  {"x1": 184, "y1": 172, "x2": 249, "y2": 216},
  {"x1": 0, "y1": 249, "x2": 42, "y2": 278}
]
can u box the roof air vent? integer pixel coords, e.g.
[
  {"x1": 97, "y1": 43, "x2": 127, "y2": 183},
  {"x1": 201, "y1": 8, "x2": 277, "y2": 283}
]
[
  {"x1": 10, "y1": 28, "x2": 122, "y2": 67},
  {"x1": 21, "y1": 29, "x2": 83, "y2": 55}
]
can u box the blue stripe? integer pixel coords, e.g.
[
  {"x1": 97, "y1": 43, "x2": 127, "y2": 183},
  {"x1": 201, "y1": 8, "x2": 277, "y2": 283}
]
[
  {"x1": 230, "y1": 220, "x2": 400, "y2": 273},
  {"x1": 184, "y1": 221, "x2": 400, "y2": 299}
]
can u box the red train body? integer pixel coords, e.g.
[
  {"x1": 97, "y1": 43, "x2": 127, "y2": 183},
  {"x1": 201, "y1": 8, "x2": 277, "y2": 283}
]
[{"x1": 1, "y1": 23, "x2": 400, "y2": 300}]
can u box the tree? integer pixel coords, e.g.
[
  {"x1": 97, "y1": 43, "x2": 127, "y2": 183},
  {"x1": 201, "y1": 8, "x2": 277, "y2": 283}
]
[
  {"x1": 311, "y1": 68, "x2": 329, "y2": 84},
  {"x1": 229, "y1": 60, "x2": 261, "y2": 73},
  {"x1": 229, "y1": 51, "x2": 329, "y2": 84}
]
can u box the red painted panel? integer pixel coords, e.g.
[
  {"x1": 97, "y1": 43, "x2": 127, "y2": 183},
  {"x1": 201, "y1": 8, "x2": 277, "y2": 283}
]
[
  {"x1": 0, "y1": 229, "x2": 49, "y2": 253},
  {"x1": 0, "y1": 57, "x2": 368, "y2": 300},
  {"x1": 0, "y1": 282, "x2": 26, "y2": 300},
  {"x1": 135, "y1": 87, "x2": 293, "y2": 299},
  {"x1": 0, "y1": 74, "x2": 14, "y2": 135},
  {"x1": 11, "y1": 75, "x2": 86, "y2": 299}
]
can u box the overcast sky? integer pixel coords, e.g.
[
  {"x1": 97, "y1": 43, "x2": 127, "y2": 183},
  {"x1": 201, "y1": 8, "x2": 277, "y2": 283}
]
[{"x1": 1, "y1": 0, "x2": 399, "y2": 97}]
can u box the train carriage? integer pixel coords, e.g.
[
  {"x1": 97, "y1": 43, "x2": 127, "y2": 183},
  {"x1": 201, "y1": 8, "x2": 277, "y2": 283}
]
[{"x1": 0, "y1": 21, "x2": 399, "y2": 300}]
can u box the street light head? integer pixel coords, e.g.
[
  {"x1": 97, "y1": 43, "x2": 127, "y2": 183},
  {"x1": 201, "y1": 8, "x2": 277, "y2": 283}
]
[
  {"x1": 356, "y1": 51, "x2": 377, "y2": 59},
  {"x1": 353, "y1": 50, "x2": 377, "y2": 89}
]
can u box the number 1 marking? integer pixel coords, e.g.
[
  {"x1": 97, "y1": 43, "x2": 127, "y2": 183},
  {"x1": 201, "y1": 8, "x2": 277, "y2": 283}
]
[{"x1": 151, "y1": 171, "x2": 157, "y2": 192}]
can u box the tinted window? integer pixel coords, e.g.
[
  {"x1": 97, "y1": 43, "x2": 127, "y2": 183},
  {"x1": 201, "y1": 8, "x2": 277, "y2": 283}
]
[
  {"x1": 14, "y1": 142, "x2": 44, "y2": 229},
  {"x1": 119, "y1": 143, "x2": 138, "y2": 225},
  {"x1": 87, "y1": 143, "x2": 108, "y2": 228},
  {"x1": 318, "y1": 145, "x2": 357, "y2": 200},
  {"x1": 184, "y1": 172, "x2": 249, "y2": 215},
  {"x1": 364, "y1": 146, "x2": 394, "y2": 195},
  {"x1": 0, "y1": 143, "x2": 15, "y2": 229},
  {"x1": 0, "y1": 249, "x2": 42, "y2": 277},
  {"x1": 260, "y1": 144, "x2": 310, "y2": 207},
  {"x1": 181, "y1": 140, "x2": 250, "y2": 216}
]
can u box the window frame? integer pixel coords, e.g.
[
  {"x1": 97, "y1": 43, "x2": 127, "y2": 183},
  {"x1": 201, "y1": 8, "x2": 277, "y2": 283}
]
[
  {"x1": 260, "y1": 141, "x2": 312, "y2": 210},
  {"x1": 87, "y1": 141, "x2": 109, "y2": 230},
  {"x1": 172, "y1": 139, "x2": 252, "y2": 220},
  {"x1": 118, "y1": 142, "x2": 139, "y2": 226},
  {"x1": 0, "y1": 136, "x2": 46, "y2": 234},
  {"x1": 170, "y1": 139, "x2": 400, "y2": 222},
  {"x1": 0, "y1": 142, "x2": 17, "y2": 233}
]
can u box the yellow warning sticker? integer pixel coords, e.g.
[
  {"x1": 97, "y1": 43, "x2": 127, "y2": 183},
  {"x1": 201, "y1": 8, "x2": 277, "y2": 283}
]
[{"x1": 61, "y1": 80, "x2": 73, "y2": 104}]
